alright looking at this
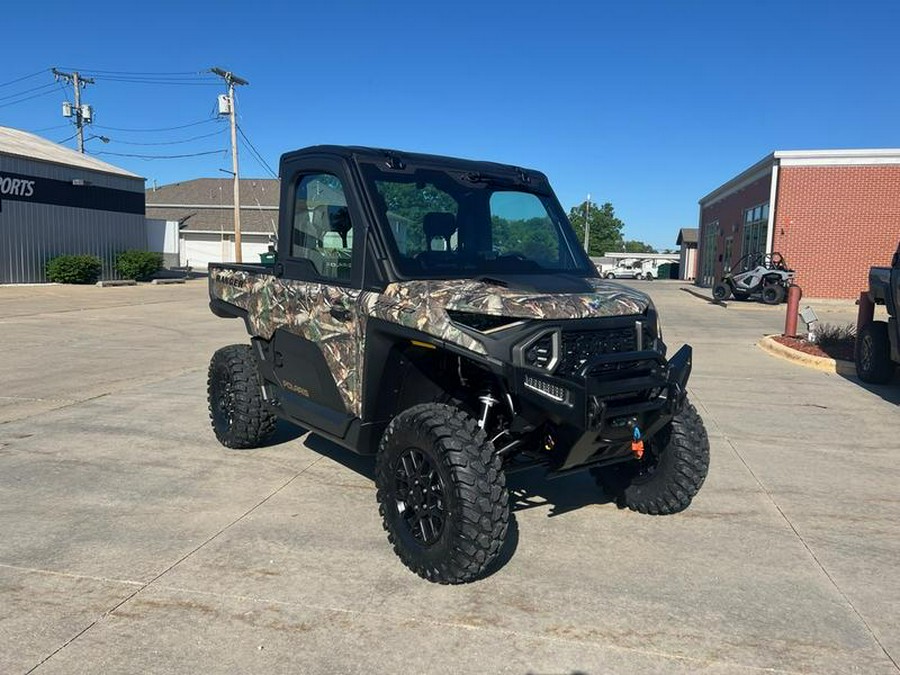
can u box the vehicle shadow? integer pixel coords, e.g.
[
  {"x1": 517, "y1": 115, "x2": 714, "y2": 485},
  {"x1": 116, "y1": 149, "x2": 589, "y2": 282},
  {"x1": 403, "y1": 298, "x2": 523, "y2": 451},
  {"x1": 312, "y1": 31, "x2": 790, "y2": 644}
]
[
  {"x1": 679, "y1": 286, "x2": 726, "y2": 307},
  {"x1": 506, "y1": 467, "x2": 617, "y2": 517},
  {"x1": 837, "y1": 372, "x2": 900, "y2": 405},
  {"x1": 261, "y1": 419, "x2": 309, "y2": 448}
]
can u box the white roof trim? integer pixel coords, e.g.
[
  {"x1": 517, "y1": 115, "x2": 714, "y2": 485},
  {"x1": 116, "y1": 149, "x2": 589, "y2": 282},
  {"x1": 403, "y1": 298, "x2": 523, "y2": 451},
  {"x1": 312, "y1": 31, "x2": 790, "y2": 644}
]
[
  {"x1": 775, "y1": 148, "x2": 900, "y2": 166},
  {"x1": 0, "y1": 125, "x2": 142, "y2": 179}
]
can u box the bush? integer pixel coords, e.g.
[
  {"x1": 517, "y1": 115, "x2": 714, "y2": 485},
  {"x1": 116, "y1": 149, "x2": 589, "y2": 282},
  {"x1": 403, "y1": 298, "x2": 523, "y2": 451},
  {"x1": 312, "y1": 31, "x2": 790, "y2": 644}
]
[
  {"x1": 45, "y1": 255, "x2": 103, "y2": 284},
  {"x1": 115, "y1": 250, "x2": 163, "y2": 280},
  {"x1": 813, "y1": 322, "x2": 856, "y2": 348}
]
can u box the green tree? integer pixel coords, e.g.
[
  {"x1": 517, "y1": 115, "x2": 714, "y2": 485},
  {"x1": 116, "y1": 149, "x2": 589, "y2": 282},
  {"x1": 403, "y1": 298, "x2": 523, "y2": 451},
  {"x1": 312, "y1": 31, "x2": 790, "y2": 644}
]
[
  {"x1": 568, "y1": 201, "x2": 625, "y2": 256},
  {"x1": 624, "y1": 240, "x2": 657, "y2": 253}
]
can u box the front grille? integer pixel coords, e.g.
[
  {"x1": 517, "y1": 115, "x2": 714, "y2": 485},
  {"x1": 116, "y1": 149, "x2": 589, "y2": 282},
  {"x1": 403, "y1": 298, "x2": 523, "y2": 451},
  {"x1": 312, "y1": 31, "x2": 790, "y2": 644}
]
[{"x1": 557, "y1": 327, "x2": 638, "y2": 378}]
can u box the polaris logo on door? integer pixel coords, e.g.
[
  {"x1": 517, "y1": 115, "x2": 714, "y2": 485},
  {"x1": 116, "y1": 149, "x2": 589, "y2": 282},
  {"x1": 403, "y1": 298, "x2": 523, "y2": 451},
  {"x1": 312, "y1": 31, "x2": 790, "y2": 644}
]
[{"x1": 0, "y1": 174, "x2": 35, "y2": 198}]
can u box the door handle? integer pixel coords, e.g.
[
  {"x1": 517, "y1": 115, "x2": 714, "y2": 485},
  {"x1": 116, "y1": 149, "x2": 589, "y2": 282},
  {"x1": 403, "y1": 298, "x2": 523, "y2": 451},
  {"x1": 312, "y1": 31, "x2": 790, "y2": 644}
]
[{"x1": 330, "y1": 305, "x2": 351, "y2": 321}]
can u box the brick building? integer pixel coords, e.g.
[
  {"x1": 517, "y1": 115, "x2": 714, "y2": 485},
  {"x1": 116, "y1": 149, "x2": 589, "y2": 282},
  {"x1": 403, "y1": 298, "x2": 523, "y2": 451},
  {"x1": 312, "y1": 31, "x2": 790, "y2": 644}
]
[{"x1": 697, "y1": 149, "x2": 900, "y2": 298}]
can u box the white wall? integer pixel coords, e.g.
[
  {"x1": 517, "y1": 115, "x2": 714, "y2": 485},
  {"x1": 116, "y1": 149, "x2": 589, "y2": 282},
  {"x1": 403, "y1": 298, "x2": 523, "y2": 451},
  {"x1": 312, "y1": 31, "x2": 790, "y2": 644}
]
[{"x1": 146, "y1": 219, "x2": 179, "y2": 255}]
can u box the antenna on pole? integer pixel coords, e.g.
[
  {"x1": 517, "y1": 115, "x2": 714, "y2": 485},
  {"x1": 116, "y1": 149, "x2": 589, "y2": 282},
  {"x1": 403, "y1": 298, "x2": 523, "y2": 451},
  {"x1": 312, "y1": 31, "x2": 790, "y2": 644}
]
[{"x1": 210, "y1": 67, "x2": 249, "y2": 263}]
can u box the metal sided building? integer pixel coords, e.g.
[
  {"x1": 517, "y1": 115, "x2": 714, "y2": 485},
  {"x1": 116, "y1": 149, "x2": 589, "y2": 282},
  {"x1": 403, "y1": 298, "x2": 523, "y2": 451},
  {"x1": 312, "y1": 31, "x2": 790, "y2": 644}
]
[{"x1": 0, "y1": 126, "x2": 145, "y2": 283}]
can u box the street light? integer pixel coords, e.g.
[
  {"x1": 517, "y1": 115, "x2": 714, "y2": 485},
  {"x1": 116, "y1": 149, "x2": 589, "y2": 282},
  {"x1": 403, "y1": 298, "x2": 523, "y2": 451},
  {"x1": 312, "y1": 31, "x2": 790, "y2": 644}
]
[{"x1": 84, "y1": 135, "x2": 110, "y2": 145}]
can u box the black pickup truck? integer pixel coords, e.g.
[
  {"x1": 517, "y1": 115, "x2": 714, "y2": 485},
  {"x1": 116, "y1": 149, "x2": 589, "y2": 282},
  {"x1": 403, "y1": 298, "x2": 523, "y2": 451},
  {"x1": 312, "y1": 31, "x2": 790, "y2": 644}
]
[
  {"x1": 855, "y1": 241, "x2": 900, "y2": 383},
  {"x1": 206, "y1": 145, "x2": 709, "y2": 583}
]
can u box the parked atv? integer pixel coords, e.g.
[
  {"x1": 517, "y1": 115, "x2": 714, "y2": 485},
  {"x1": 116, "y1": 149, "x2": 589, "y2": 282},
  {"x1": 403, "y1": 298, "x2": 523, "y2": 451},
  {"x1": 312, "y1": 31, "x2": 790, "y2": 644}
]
[{"x1": 712, "y1": 252, "x2": 794, "y2": 305}]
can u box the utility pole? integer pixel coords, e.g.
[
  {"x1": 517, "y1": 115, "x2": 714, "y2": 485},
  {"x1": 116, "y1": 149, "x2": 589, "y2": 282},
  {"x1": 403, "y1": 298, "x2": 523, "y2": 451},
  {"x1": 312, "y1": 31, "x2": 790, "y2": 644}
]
[
  {"x1": 211, "y1": 67, "x2": 249, "y2": 263},
  {"x1": 583, "y1": 193, "x2": 591, "y2": 255},
  {"x1": 53, "y1": 69, "x2": 95, "y2": 153}
]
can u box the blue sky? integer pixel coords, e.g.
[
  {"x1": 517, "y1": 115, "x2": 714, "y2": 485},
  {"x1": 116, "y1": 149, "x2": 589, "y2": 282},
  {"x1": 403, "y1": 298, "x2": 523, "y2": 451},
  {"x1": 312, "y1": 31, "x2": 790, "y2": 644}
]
[{"x1": 1, "y1": 0, "x2": 897, "y2": 250}]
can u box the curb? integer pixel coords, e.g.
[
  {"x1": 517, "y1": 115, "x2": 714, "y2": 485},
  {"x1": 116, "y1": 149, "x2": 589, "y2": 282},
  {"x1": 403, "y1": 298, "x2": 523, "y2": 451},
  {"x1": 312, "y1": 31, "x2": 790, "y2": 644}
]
[
  {"x1": 757, "y1": 335, "x2": 855, "y2": 375},
  {"x1": 151, "y1": 278, "x2": 186, "y2": 285},
  {"x1": 95, "y1": 280, "x2": 137, "y2": 288}
]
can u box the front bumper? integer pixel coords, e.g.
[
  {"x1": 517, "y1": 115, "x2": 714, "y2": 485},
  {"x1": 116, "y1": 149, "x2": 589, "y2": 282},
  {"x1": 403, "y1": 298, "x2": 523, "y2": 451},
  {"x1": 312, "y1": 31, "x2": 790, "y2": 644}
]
[{"x1": 512, "y1": 344, "x2": 693, "y2": 473}]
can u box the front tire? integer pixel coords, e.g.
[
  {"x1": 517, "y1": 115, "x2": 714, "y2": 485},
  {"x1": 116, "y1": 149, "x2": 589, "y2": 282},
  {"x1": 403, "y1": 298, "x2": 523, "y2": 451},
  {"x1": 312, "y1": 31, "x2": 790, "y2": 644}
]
[
  {"x1": 592, "y1": 402, "x2": 710, "y2": 515},
  {"x1": 856, "y1": 322, "x2": 894, "y2": 384},
  {"x1": 712, "y1": 282, "x2": 731, "y2": 301},
  {"x1": 606, "y1": 272, "x2": 616, "y2": 279},
  {"x1": 375, "y1": 403, "x2": 509, "y2": 584},
  {"x1": 207, "y1": 344, "x2": 276, "y2": 449},
  {"x1": 761, "y1": 285, "x2": 785, "y2": 305}
]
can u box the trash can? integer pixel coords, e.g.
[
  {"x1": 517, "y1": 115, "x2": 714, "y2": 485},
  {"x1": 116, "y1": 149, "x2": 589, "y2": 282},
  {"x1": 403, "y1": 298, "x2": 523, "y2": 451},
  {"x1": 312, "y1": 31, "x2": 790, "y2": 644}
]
[{"x1": 259, "y1": 252, "x2": 276, "y2": 266}]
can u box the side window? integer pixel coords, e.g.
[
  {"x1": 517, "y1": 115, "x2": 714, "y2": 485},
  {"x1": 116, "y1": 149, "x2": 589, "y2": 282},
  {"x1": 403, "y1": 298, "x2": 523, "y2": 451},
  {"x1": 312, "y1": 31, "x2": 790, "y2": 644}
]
[{"x1": 291, "y1": 173, "x2": 354, "y2": 282}]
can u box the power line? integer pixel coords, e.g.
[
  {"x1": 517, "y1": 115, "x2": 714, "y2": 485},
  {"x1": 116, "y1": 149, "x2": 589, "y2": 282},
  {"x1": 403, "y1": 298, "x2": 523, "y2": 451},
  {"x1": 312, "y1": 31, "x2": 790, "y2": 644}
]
[
  {"x1": 60, "y1": 69, "x2": 206, "y2": 76},
  {"x1": 110, "y1": 127, "x2": 227, "y2": 146},
  {"x1": 0, "y1": 82, "x2": 57, "y2": 102},
  {"x1": 237, "y1": 125, "x2": 278, "y2": 179},
  {"x1": 0, "y1": 68, "x2": 49, "y2": 89},
  {"x1": 87, "y1": 76, "x2": 221, "y2": 86},
  {"x1": 93, "y1": 149, "x2": 227, "y2": 160},
  {"x1": 94, "y1": 118, "x2": 218, "y2": 133},
  {"x1": 0, "y1": 88, "x2": 59, "y2": 110},
  {"x1": 31, "y1": 123, "x2": 71, "y2": 132}
]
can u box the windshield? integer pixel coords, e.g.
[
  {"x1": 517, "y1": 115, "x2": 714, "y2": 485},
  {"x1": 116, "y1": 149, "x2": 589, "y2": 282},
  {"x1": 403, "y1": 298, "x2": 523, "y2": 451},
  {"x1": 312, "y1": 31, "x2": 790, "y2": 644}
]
[{"x1": 359, "y1": 162, "x2": 595, "y2": 278}]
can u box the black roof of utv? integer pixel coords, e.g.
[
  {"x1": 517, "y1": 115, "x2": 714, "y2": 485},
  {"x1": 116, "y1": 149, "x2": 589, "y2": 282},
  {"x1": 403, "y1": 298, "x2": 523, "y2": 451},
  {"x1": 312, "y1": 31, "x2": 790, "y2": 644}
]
[{"x1": 280, "y1": 145, "x2": 552, "y2": 187}]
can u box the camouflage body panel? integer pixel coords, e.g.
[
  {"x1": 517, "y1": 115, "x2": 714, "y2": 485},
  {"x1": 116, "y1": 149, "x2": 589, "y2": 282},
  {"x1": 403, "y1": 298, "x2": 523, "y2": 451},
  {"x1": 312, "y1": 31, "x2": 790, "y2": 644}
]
[
  {"x1": 382, "y1": 277, "x2": 650, "y2": 320},
  {"x1": 210, "y1": 269, "x2": 650, "y2": 417},
  {"x1": 210, "y1": 268, "x2": 363, "y2": 413}
]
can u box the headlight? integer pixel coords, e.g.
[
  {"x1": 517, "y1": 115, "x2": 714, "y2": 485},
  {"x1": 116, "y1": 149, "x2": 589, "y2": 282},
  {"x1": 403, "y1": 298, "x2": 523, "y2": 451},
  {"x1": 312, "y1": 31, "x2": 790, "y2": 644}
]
[{"x1": 516, "y1": 329, "x2": 560, "y2": 371}]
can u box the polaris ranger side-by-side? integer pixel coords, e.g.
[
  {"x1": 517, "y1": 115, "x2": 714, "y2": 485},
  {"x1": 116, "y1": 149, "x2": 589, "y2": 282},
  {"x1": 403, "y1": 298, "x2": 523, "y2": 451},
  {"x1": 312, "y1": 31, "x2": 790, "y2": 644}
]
[{"x1": 207, "y1": 146, "x2": 710, "y2": 583}]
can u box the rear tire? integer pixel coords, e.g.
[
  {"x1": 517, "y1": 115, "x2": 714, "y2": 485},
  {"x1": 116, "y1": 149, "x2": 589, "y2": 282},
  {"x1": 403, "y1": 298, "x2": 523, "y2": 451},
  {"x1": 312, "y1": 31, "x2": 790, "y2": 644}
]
[
  {"x1": 762, "y1": 285, "x2": 785, "y2": 305},
  {"x1": 712, "y1": 282, "x2": 731, "y2": 301},
  {"x1": 592, "y1": 402, "x2": 710, "y2": 515},
  {"x1": 207, "y1": 344, "x2": 276, "y2": 449},
  {"x1": 375, "y1": 403, "x2": 509, "y2": 584},
  {"x1": 856, "y1": 322, "x2": 894, "y2": 384}
]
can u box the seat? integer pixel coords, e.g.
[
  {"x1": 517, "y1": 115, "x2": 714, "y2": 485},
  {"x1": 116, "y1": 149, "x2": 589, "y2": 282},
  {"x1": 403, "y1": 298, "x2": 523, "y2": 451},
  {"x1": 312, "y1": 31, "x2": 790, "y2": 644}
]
[{"x1": 417, "y1": 212, "x2": 458, "y2": 269}]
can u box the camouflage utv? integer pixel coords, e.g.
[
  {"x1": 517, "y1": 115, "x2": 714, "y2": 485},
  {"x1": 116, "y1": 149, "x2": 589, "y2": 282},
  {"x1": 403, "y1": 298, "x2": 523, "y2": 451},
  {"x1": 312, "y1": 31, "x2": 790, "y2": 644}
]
[{"x1": 207, "y1": 145, "x2": 709, "y2": 584}]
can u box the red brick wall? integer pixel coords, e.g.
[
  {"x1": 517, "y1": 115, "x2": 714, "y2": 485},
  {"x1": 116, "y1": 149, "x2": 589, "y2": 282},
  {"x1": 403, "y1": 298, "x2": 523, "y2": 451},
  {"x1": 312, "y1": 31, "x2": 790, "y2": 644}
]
[
  {"x1": 698, "y1": 173, "x2": 772, "y2": 285},
  {"x1": 773, "y1": 165, "x2": 900, "y2": 299}
]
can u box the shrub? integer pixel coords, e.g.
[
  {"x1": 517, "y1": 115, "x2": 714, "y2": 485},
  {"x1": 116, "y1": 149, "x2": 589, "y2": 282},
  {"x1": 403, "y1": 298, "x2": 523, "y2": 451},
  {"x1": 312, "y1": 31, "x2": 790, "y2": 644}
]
[
  {"x1": 115, "y1": 250, "x2": 163, "y2": 280},
  {"x1": 813, "y1": 322, "x2": 856, "y2": 348},
  {"x1": 45, "y1": 255, "x2": 103, "y2": 284}
]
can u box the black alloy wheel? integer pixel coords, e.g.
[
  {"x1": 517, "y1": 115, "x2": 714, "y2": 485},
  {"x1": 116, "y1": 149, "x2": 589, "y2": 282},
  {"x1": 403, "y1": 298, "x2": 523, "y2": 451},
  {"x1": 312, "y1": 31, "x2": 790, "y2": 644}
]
[{"x1": 393, "y1": 447, "x2": 446, "y2": 546}]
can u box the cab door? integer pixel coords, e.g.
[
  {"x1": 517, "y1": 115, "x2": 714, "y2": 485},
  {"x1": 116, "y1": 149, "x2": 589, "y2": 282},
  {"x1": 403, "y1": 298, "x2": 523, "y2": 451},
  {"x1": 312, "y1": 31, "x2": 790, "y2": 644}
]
[{"x1": 269, "y1": 156, "x2": 366, "y2": 434}]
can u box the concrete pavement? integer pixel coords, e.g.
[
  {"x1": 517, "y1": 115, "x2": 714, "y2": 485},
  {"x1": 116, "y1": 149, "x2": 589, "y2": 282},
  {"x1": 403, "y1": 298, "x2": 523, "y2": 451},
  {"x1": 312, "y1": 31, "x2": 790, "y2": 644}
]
[{"x1": 0, "y1": 280, "x2": 897, "y2": 674}]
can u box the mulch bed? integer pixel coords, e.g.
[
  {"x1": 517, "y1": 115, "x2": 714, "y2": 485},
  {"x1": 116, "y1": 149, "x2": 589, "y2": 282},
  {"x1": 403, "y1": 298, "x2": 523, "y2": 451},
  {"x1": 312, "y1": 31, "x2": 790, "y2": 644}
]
[{"x1": 772, "y1": 335, "x2": 855, "y2": 362}]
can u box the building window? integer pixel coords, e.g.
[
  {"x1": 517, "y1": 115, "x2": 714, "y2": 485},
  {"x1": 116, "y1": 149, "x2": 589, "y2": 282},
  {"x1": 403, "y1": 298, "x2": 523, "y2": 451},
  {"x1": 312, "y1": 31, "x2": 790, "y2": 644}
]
[
  {"x1": 742, "y1": 202, "x2": 769, "y2": 258},
  {"x1": 701, "y1": 220, "x2": 718, "y2": 285}
]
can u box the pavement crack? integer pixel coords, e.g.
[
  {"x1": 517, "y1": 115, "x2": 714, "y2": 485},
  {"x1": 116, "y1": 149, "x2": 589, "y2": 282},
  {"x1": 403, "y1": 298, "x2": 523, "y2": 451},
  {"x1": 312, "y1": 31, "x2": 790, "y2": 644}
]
[
  {"x1": 24, "y1": 456, "x2": 323, "y2": 674},
  {"x1": 695, "y1": 392, "x2": 900, "y2": 673}
]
